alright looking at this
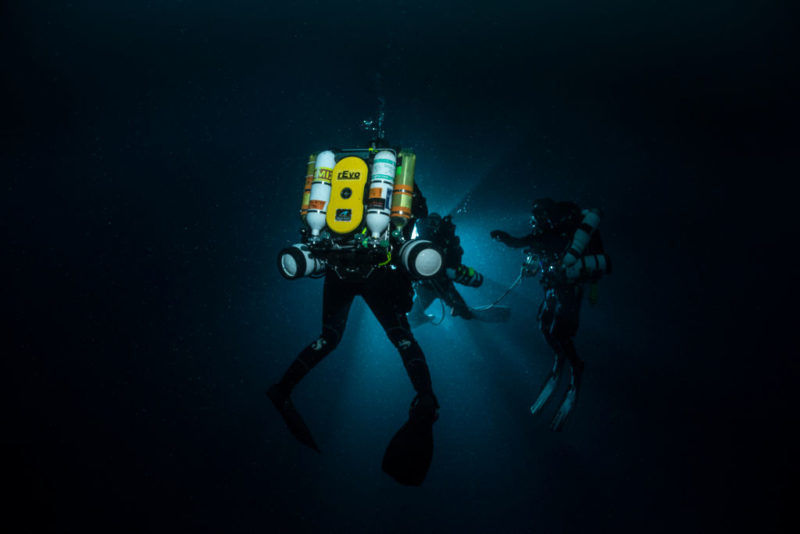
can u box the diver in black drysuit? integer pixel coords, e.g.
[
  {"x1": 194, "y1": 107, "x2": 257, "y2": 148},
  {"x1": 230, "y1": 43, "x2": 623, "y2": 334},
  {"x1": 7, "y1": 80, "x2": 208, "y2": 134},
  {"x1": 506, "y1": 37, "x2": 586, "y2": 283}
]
[
  {"x1": 491, "y1": 198, "x2": 610, "y2": 431},
  {"x1": 408, "y1": 213, "x2": 510, "y2": 326},
  {"x1": 268, "y1": 186, "x2": 438, "y2": 485},
  {"x1": 407, "y1": 213, "x2": 485, "y2": 325}
]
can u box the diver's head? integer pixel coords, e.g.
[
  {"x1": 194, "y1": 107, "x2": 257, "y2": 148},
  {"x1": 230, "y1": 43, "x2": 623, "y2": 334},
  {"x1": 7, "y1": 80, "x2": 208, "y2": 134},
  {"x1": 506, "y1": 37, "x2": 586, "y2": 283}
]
[
  {"x1": 530, "y1": 198, "x2": 557, "y2": 235},
  {"x1": 414, "y1": 213, "x2": 443, "y2": 241},
  {"x1": 422, "y1": 213, "x2": 442, "y2": 234}
]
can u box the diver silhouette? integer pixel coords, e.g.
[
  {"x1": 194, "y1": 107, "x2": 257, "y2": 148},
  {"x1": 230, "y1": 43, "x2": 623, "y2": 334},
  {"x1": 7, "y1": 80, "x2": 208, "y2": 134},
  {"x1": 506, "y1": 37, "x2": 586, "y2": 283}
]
[
  {"x1": 270, "y1": 143, "x2": 441, "y2": 485},
  {"x1": 491, "y1": 198, "x2": 611, "y2": 430},
  {"x1": 408, "y1": 213, "x2": 509, "y2": 326}
]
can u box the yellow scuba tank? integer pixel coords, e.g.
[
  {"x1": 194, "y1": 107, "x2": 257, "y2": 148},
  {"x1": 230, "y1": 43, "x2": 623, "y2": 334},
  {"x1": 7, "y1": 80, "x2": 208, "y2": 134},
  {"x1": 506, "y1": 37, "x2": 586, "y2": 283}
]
[
  {"x1": 391, "y1": 151, "x2": 416, "y2": 231},
  {"x1": 299, "y1": 154, "x2": 316, "y2": 220},
  {"x1": 326, "y1": 156, "x2": 369, "y2": 235}
]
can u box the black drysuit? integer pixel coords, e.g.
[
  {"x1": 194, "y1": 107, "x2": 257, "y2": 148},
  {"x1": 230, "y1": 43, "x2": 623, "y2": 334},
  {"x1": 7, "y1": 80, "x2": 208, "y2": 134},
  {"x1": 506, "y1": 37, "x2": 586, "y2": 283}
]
[
  {"x1": 275, "y1": 188, "x2": 434, "y2": 397},
  {"x1": 408, "y1": 215, "x2": 479, "y2": 323},
  {"x1": 277, "y1": 267, "x2": 434, "y2": 396}
]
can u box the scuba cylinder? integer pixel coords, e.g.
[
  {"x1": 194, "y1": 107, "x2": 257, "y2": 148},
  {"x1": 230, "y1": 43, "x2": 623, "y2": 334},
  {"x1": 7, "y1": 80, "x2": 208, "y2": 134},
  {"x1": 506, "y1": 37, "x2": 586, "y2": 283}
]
[
  {"x1": 564, "y1": 253, "x2": 611, "y2": 281},
  {"x1": 278, "y1": 244, "x2": 326, "y2": 280},
  {"x1": 299, "y1": 154, "x2": 316, "y2": 220},
  {"x1": 281, "y1": 142, "x2": 433, "y2": 281},
  {"x1": 306, "y1": 150, "x2": 336, "y2": 236},
  {"x1": 366, "y1": 150, "x2": 395, "y2": 238},
  {"x1": 391, "y1": 151, "x2": 416, "y2": 233},
  {"x1": 562, "y1": 208, "x2": 601, "y2": 267}
]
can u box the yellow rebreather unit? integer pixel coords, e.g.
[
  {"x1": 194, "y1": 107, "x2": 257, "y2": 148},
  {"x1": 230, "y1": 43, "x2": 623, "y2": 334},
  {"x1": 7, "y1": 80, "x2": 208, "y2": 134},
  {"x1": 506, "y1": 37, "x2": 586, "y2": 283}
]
[
  {"x1": 279, "y1": 148, "x2": 444, "y2": 281},
  {"x1": 326, "y1": 156, "x2": 369, "y2": 235}
]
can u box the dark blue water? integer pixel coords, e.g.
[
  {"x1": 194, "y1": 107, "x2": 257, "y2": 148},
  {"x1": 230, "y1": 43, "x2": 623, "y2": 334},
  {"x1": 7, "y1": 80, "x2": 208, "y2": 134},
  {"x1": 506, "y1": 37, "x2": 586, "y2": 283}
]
[{"x1": 2, "y1": 1, "x2": 795, "y2": 532}]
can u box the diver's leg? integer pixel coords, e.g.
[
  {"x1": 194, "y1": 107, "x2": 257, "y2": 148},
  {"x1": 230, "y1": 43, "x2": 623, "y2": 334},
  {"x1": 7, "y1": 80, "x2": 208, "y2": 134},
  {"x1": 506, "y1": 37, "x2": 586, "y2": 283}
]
[
  {"x1": 272, "y1": 273, "x2": 355, "y2": 394},
  {"x1": 371, "y1": 305, "x2": 435, "y2": 402},
  {"x1": 363, "y1": 271, "x2": 438, "y2": 416},
  {"x1": 531, "y1": 293, "x2": 565, "y2": 415},
  {"x1": 267, "y1": 273, "x2": 356, "y2": 451},
  {"x1": 367, "y1": 271, "x2": 438, "y2": 486}
]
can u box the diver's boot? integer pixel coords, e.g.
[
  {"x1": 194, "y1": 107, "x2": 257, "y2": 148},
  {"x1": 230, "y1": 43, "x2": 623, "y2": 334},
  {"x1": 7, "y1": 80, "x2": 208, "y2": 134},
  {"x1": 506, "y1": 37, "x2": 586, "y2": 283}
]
[
  {"x1": 382, "y1": 392, "x2": 439, "y2": 486},
  {"x1": 266, "y1": 384, "x2": 321, "y2": 453},
  {"x1": 530, "y1": 355, "x2": 565, "y2": 416},
  {"x1": 550, "y1": 361, "x2": 583, "y2": 432}
]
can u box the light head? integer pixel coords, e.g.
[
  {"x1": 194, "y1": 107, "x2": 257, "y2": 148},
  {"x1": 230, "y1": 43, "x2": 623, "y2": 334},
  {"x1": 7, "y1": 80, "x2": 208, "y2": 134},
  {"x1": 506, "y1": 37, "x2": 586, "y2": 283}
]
[{"x1": 529, "y1": 198, "x2": 557, "y2": 235}]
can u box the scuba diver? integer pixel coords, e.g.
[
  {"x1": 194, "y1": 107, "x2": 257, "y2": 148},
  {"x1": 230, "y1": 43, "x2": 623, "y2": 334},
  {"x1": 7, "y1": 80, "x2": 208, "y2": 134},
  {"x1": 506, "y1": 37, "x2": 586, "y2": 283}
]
[
  {"x1": 491, "y1": 198, "x2": 611, "y2": 431},
  {"x1": 268, "y1": 106, "x2": 443, "y2": 485},
  {"x1": 408, "y1": 213, "x2": 510, "y2": 326}
]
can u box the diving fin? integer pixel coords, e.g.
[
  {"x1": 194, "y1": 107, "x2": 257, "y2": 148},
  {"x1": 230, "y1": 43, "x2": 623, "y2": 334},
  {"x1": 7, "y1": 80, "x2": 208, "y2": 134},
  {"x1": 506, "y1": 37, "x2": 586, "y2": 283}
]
[
  {"x1": 382, "y1": 394, "x2": 438, "y2": 486},
  {"x1": 468, "y1": 305, "x2": 511, "y2": 323},
  {"x1": 382, "y1": 419, "x2": 434, "y2": 486},
  {"x1": 530, "y1": 372, "x2": 560, "y2": 416},
  {"x1": 531, "y1": 356, "x2": 564, "y2": 416},
  {"x1": 550, "y1": 385, "x2": 577, "y2": 431},
  {"x1": 266, "y1": 385, "x2": 321, "y2": 453},
  {"x1": 550, "y1": 367, "x2": 582, "y2": 431}
]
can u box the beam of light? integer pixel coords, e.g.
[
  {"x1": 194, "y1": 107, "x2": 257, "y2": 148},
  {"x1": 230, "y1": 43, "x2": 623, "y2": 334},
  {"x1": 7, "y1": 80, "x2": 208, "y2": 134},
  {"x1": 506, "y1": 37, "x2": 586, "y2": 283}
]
[
  {"x1": 443, "y1": 176, "x2": 485, "y2": 220},
  {"x1": 440, "y1": 149, "x2": 537, "y2": 220},
  {"x1": 407, "y1": 309, "x2": 551, "y2": 486}
]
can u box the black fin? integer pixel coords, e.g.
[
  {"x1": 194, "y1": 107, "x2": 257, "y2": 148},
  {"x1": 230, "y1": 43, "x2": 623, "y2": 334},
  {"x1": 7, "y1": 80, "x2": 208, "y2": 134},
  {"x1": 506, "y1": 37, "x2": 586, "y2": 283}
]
[
  {"x1": 267, "y1": 385, "x2": 321, "y2": 453},
  {"x1": 382, "y1": 418, "x2": 434, "y2": 486}
]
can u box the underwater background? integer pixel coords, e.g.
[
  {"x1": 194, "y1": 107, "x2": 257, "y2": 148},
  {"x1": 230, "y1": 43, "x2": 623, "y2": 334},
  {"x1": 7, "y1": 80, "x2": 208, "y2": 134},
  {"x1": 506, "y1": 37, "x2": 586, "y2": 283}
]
[{"x1": 2, "y1": 1, "x2": 795, "y2": 532}]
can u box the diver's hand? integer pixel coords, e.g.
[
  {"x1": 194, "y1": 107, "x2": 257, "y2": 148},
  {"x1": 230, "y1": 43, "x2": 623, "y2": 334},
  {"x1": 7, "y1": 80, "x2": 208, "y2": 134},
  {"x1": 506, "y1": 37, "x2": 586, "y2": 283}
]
[
  {"x1": 521, "y1": 258, "x2": 539, "y2": 277},
  {"x1": 490, "y1": 230, "x2": 510, "y2": 243}
]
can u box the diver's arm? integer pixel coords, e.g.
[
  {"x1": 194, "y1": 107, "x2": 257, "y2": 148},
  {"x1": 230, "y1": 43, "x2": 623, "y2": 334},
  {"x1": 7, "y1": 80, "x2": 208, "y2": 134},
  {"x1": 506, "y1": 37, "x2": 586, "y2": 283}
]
[
  {"x1": 490, "y1": 230, "x2": 537, "y2": 249},
  {"x1": 446, "y1": 264, "x2": 484, "y2": 287}
]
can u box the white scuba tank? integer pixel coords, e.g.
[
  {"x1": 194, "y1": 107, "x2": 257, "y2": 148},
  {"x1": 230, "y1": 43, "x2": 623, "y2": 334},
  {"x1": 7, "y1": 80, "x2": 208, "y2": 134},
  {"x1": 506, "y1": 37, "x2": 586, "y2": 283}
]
[
  {"x1": 562, "y1": 208, "x2": 601, "y2": 267},
  {"x1": 564, "y1": 254, "x2": 611, "y2": 280},
  {"x1": 366, "y1": 150, "x2": 395, "y2": 238},
  {"x1": 306, "y1": 150, "x2": 336, "y2": 236}
]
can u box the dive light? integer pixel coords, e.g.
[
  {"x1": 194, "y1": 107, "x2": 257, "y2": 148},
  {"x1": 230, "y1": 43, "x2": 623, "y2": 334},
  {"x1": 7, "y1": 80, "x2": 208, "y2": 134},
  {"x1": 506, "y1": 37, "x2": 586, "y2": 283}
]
[
  {"x1": 399, "y1": 239, "x2": 443, "y2": 279},
  {"x1": 278, "y1": 244, "x2": 326, "y2": 280}
]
